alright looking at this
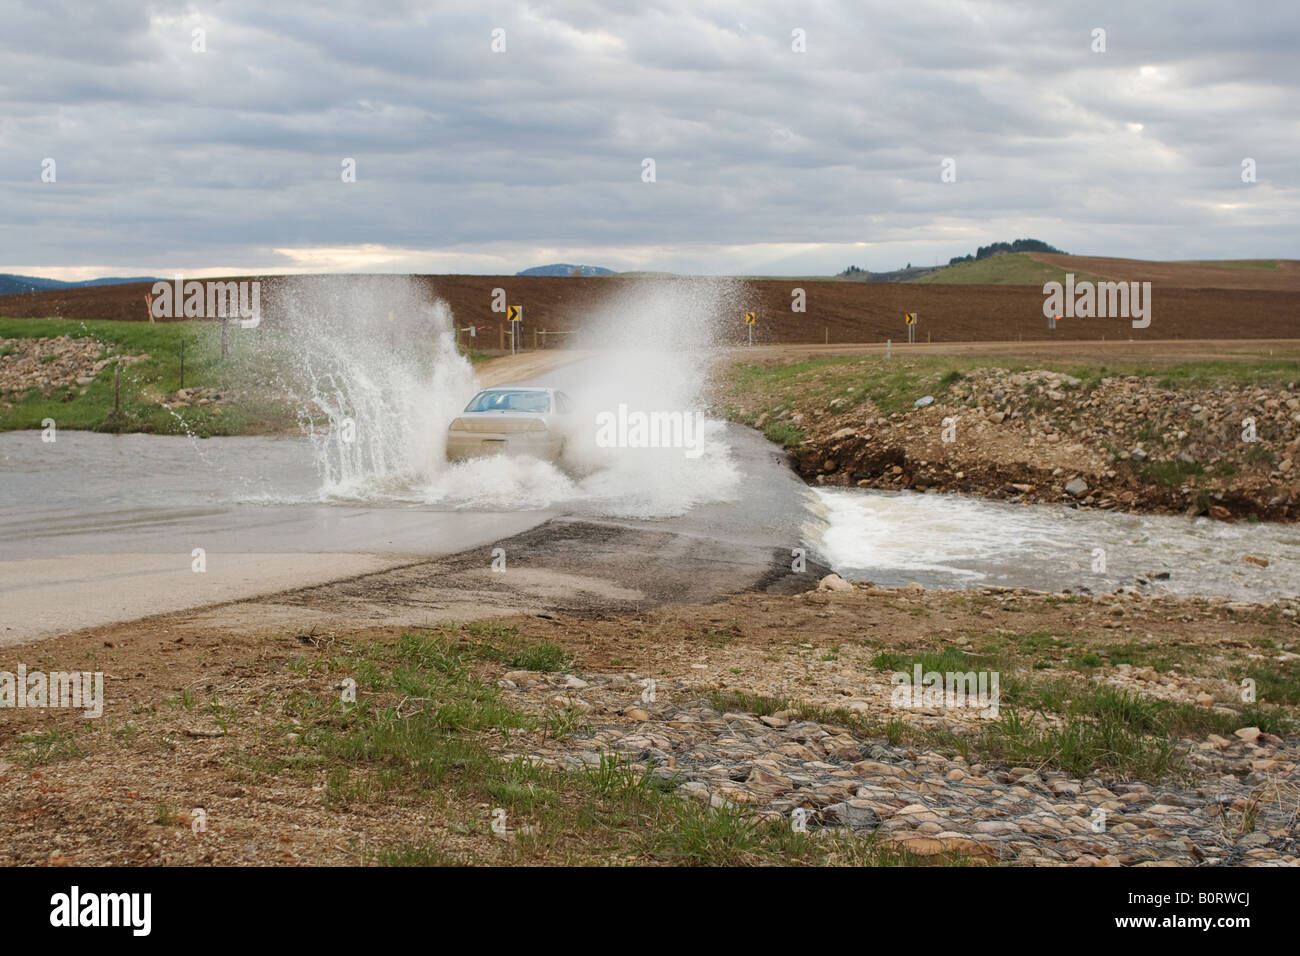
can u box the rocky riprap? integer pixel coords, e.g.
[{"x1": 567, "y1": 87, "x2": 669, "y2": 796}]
[
  {"x1": 497, "y1": 669, "x2": 1299, "y2": 866},
  {"x1": 782, "y1": 368, "x2": 1300, "y2": 521},
  {"x1": 0, "y1": 335, "x2": 146, "y2": 405}
]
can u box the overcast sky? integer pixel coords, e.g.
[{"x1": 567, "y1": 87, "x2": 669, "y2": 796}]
[{"x1": 1, "y1": 0, "x2": 1296, "y2": 279}]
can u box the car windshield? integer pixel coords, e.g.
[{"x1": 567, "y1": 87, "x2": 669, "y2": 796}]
[{"x1": 464, "y1": 390, "x2": 550, "y2": 414}]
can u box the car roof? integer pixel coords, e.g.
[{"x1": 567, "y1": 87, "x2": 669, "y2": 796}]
[{"x1": 476, "y1": 385, "x2": 552, "y2": 392}]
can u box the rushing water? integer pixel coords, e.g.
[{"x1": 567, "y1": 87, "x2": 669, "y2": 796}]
[{"x1": 811, "y1": 487, "x2": 1299, "y2": 603}]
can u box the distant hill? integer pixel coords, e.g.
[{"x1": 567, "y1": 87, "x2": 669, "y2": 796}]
[
  {"x1": 910, "y1": 252, "x2": 1299, "y2": 288},
  {"x1": 515, "y1": 263, "x2": 615, "y2": 277},
  {"x1": 908, "y1": 253, "x2": 1098, "y2": 286},
  {"x1": 946, "y1": 238, "x2": 1066, "y2": 266},
  {"x1": 0, "y1": 274, "x2": 158, "y2": 296},
  {"x1": 836, "y1": 239, "x2": 1066, "y2": 283},
  {"x1": 837, "y1": 264, "x2": 944, "y2": 283}
]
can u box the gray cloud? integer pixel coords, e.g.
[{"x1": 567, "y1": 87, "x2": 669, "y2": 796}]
[{"x1": 0, "y1": 0, "x2": 1295, "y2": 277}]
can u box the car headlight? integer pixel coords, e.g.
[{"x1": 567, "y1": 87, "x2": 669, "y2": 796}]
[{"x1": 448, "y1": 418, "x2": 468, "y2": 431}]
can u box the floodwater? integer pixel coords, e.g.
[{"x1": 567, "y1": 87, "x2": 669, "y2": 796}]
[{"x1": 811, "y1": 487, "x2": 1299, "y2": 603}]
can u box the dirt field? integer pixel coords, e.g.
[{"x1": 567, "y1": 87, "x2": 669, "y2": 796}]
[
  {"x1": 2, "y1": 271, "x2": 1297, "y2": 344},
  {"x1": 1028, "y1": 254, "x2": 1300, "y2": 292}
]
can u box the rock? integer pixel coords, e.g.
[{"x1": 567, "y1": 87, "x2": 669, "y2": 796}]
[
  {"x1": 623, "y1": 707, "x2": 649, "y2": 721},
  {"x1": 1242, "y1": 555, "x2": 1269, "y2": 568},
  {"x1": 552, "y1": 695, "x2": 592, "y2": 712},
  {"x1": 503, "y1": 670, "x2": 541, "y2": 687},
  {"x1": 1064, "y1": 478, "x2": 1089, "y2": 497},
  {"x1": 817, "y1": 573, "x2": 854, "y2": 592},
  {"x1": 1234, "y1": 726, "x2": 1261, "y2": 742},
  {"x1": 988, "y1": 411, "x2": 1007, "y2": 424},
  {"x1": 914, "y1": 395, "x2": 935, "y2": 408},
  {"x1": 829, "y1": 427, "x2": 856, "y2": 441},
  {"x1": 746, "y1": 767, "x2": 792, "y2": 790},
  {"x1": 759, "y1": 715, "x2": 788, "y2": 729},
  {"x1": 1208, "y1": 505, "x2": 1232, "y2": 521},
  {"x1": 1129, "y1": 448, "x2": 1148, "y2": 463},
  {"x1": 821, "y1": 800, "x2": 882, "y2": 830}
]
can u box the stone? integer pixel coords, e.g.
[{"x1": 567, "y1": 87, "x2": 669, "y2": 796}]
[
  {"x1": 821, "y1": 800, "x2": 882, "y2": 830},
  {"x1": 817, "y1": 573, "x2": 854, "y2": 592},
  {"x1": 1064, "y1": 478, "x2": 1089, "y2": 497}
]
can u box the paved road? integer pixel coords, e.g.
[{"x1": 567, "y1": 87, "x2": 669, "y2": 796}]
[{"x1": 0, "y1": 348, "x2": 822, "y2": 644}]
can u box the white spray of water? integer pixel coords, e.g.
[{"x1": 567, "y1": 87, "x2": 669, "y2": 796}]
[
  {"x1": 412, "y1": 277, "x2": 746, "y2": 517},
  {"x1": 272, "y1": 275, "x2": 745, "y2": 518},
  {"x1": 271, "y1": 276, "x2": 477, "y2": 497}
]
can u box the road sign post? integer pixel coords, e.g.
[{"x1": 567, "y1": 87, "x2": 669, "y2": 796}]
[
  {"x1": 905, "y1": 312, "x2": 917, "y2": 344},
  {"x1": 745, "y1": 311, "x2": 756, "y2": 346},
  {"x1": 508, "y1": 304, "x2": 521, "y2": 354}
]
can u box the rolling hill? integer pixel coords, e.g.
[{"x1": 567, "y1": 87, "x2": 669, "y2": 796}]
[
  {"x1": 911, "y1": 253, "x2": 1300, "y2": 290},
  {"x1": 0, "y1": 274, "x2": 158, "y2": 296}
]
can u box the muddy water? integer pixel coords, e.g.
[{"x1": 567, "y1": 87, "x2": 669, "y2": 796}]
[
  {"x1": 5, "y1": 430, "x2": 1295, "y2": 605},
  {"x1": 811, "y1": 487, "x2": 1299, "y2": 603}
]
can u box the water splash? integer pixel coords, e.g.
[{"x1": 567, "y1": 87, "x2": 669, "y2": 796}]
[
  {"x1": 265, "y1": 275, "x2": 744, "y2": 518},
  {"x1": 269, "y1": 276, "x2": 477, "y2": 497}
]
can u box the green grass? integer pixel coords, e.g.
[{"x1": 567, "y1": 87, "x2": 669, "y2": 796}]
[
  {"x1": 15, "y1": 728, "x2": 84, "y2": 767},
  {"x1": 0, "y1": 317, "x2": 501, "y2": 436},
  {"x1": 708, "y1": 690, "x2": 790, "y2": 717},
  {"x1": 847, "y1": 643, "x2": 1295, "y2": 779},
  {"x1": 909, "y1": 253, "x2": 1107, "y2": 286},
  {"x1": 280, "y1": 625, "x2": 964, "y2": 865},
  {"x1": 0, "y1": 317, "x2": 296, "y2": 435},
  {"x1": 761, "y1": 420, "x2": 806, "y2": 448},
  {"x1": 1135, "y1": 459, "x2": 1206, "y2": 487},
  {"x1": 373, "y1": 843, "x2": 464, "y2": 866},
  {"x1": 434, "y1": 621, "x2": 570, "y2": 673},
  {"x1": 727, "y1": 355, "x2": 1300, "y2": 424},
  {"x1": 731, "y1": 355, "x2": 976, "y2": 421}
]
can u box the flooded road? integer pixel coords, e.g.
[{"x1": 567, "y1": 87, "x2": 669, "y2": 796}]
[{"x1": 812, "y1": 487, "x2": 1299, "y2": 603}]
